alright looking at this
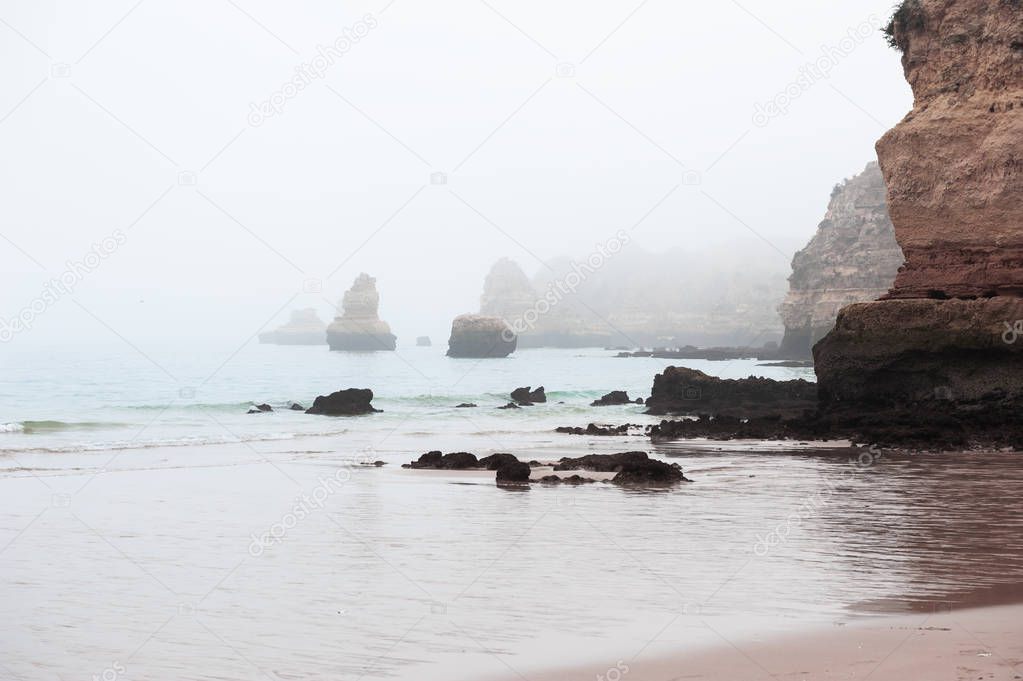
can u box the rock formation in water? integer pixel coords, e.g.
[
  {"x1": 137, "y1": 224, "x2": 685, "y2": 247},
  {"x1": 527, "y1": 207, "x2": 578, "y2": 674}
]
[
  {"x1": 305, "y1": 388, "x2": 379, "y2": 416},
  {"x1": 446, "y1": 314, "x2": 516, "y2": 358},
  {"x1": 326, "y1": 274, "x2": 397, "y2": 352},
  {"x1": 416, "y1": 336, "x2": 432, "y2": 347},
  {"x1": 645, "y1": 366, "x2": 818, "y2": 418},
  {"x1": 258, "y1": 308, "x2": 327, "y2": 345},
  {"x1": 477, "y1": 251, "x2": 788, "y2": 349},
  {"x1": 816, "y1": 0, "x2": 1023, "y2": 409},
  {"x1": 479, "y1": 258, "x2": 538, "y2": 324},
  {"x1": 777, "y1": 163, "x2": 905, "y2": 358}
]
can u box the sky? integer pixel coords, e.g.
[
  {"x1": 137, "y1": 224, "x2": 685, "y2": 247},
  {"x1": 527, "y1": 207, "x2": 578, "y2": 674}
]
[{"x1": 0, "y1": 0, "x2": 913, "y2": 351}]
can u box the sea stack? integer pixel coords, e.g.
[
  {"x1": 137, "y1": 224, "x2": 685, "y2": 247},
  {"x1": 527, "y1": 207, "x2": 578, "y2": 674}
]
[
  {"x1": 815, "y1": 0, "x2": 1023, "y2": 407},
  {"x1": 258, "y1": 308, "x2": 328, "y2": 345},
  {"x1": 447, "y1": 314, "x2": 516, "y2": 358},
  {"x1": 326, "y1": 274, "x2": 397, "y2": 352},
  {"x1": 777, "y1": 162, "x2": 904, "y2": 359}
]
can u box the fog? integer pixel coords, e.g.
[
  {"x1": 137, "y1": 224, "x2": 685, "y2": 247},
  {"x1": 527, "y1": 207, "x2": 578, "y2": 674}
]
[{"x1": 0, "y1": 0, "x2": 911, "y2": 352}]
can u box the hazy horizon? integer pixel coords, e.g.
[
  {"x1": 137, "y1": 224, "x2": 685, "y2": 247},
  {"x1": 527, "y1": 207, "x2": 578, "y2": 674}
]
[{"x1": 0, "y1": 0, "x2": 912, "y2": 353}]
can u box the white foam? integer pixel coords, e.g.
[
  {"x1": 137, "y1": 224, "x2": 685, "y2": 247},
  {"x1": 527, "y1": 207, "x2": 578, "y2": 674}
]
[{"x1": 0, "y1": 423, "x2": 24, "y2": 433}]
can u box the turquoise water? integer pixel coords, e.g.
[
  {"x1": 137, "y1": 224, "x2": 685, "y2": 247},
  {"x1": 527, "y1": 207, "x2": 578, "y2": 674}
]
[{"x1": 0, "y1": 343, "x2": 814, "y2": 454}]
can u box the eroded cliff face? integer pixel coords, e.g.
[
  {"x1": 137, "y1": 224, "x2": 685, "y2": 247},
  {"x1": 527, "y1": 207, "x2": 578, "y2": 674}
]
[
  {"x1": 816, "y1": 0, "x2": 1023, "y2": 408},
  {"x1": 879, "y1": 0, "x2": 1023, "y2": 298},
  {"x1": 778, "y1": 162, "x2": 904, "y2": 358},
  {"x1": 326, "y1": 273, "x2": 397, "y2": 351}
]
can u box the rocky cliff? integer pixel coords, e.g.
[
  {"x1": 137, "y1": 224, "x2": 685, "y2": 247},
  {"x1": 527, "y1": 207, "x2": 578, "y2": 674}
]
[
  {"x1": 476, "y1": 249, "x2": 788, "y2": 349},
  {"x1": 259, "y1": 308, "x2": 327, "y2": 345},
  {"x1": 879, "y1": 0, "x2": 1023, "y2": 299},
  {"x1": 777, "y1": 162, "x2": 905, "y2": 358},
  {"x1": 816, "y1": 0, "x2": 1023, "y2": 409},
  {"x1": 326, "y1": 274, "x2": 397, "y2": 351}
]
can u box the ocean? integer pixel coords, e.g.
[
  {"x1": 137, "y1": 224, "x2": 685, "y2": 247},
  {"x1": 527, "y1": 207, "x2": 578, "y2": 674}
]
[{"x1": 2, "y1": 344, "x2": 1022, "y2": 680}]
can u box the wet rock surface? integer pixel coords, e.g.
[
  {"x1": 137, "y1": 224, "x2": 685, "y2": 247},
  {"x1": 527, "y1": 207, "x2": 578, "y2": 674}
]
[
  {"x1": 556, "y1": 424, "x2": 633, "y2": 436},
  {"x1": 645, "y1": 366, "x2": 817, "y2": 419},
  {"x1": 305, "y1": 389, "x2": 379, "y2": 416},
  {"x1": 590, "y1": 391, "x2": 638, "y2": 406},
  {"x1": 511, "y1": 386, "x2": 546, "y2": 405}
]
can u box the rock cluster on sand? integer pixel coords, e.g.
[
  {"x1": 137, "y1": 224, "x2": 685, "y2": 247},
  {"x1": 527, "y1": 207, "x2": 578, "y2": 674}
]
[
  {"x1": 402, "y1": 450, "x2": 690, "y2": 485},
  {"x1": 327, "y1": 274, "x2": 397, "y2": 352},
  {"x1": 446, "y1": 314, "x2": 516, "y2": 358},
  {"x1": 777, "y1": 162, "x2": 904, "y2": 359},
  {"x1": 816, "y1": 0, "x2": 1023, "y2": 411},
  {"x1": 644, "y1": 366, "x2": 817, "y2": 419},
  {"x1": 555, "y1": 452, "x2": 689, "y2": 484},
  {"x1": 258, "y1": 308, "x2": 328, "y2": 345},
  {"x1": 305, "y1": 389, "x2": 379, "y2": 416}
]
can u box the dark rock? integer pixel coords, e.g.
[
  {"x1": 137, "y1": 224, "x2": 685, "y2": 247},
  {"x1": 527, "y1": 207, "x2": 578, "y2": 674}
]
[
  {"x1": 256, "y1": 403, "x2": 273, "y2": 412},
  {"x1": 455, "y1": 403, "x2": 478, "y2": 408},
  {"x1": 645, "y1": 366, "x2": 816, "y2": 418},
  {"x1": 288, "y1": 402, "x2": 305, "y2": 411},
  {"x1": 611, "y1": 459, "x2": 689, "y2": 485},
  {"x1": 403, "y1": 451, "x2": 480, "y2": 470},
  {"x1": 556, "y1": 423, "x2": 630, "y2": 436},
  {"x1": 537, "y1": 475, "x2": 597, "y2": 485},
  {"x1": 511, "y1": 386, "x2": 546, "y2": 404},
  {"x1": 591, "y1": 391, "x2": 632, "y2": 406},
  {"x1": 447, "y1": 314, "x2": 516, "y2": 358},
  {"x1": 479, "y1": 453, "x2": 520, "y2": 470},
  {"x1": 498, "y1": 402, "x2": 521, "y2": 410},
  {"x1": 305, "y1": 389, "x2": 379, "y2": 416},
  {"x1": 528, "y1": 460, "x2": 542, "y2": 467},
  {"x1": 555, "y1": 451, "x2": 650, "y2": 472},
  {"x1": 496, "y1": 462, "x2": 531, "y2": 483}
]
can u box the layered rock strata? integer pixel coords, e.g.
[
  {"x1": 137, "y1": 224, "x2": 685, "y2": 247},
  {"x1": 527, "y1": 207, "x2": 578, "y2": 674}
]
[
  {"x1": 816, "y1": 0, "x2": 1023, "y2": 411},
  {"x1": 777, "y1": 162, "x2": 904, "y2": 359},
  {"x1": 326, "y1": 274, "x2": 397, "y2": 352}
]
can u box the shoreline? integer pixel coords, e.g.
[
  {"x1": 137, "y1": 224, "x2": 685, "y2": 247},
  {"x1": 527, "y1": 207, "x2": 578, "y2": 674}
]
[{"x1": 496, "y1": 601, "x2": 1023, "y2": 681}]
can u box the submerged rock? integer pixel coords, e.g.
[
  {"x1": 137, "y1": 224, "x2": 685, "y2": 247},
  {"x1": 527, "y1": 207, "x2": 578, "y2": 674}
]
[
  {"x1": 537, "y1": 475, "x2": 597, "y2": 485},
  {"x1": 511, "y1": 386, "x2": 546, "y2": 405},
  {"x1": 258, "y1": 308, "x2": 328, "y2": 346},
  {"x1": 305, "y1": 389, "x2": 379, "y2": 416},
  {"x1": 555, "y1": 424, "x2": 631, "y2": 436},
  {"x1": 327, "y1": 274, "x2": 397, "y2": 352},
  {"x1": 455, "y1": 403, "x2": 478, "y2": 408},
  {"x1": 447, "y1": 314, "x2": 516, "y2": 358},
  {"x1": 498, "y1": 402, "x2": 521, "y2": 410},
  {"x1": 645, "y1": 366, "x2": 817, "y2": 418},
  {"x1": 554, "y1": 451, "x2": 688, "y2": 484}
]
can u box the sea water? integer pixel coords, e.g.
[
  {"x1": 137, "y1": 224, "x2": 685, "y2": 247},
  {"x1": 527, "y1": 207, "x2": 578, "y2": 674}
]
[{"x1": 2, "y1": 343, "x2": 1022, "y2": 681}]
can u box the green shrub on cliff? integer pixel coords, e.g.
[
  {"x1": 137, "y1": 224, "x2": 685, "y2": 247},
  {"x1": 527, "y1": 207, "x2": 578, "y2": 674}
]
[{"x1": 883, "y1": 0, "x2": 926, "y2": 51}]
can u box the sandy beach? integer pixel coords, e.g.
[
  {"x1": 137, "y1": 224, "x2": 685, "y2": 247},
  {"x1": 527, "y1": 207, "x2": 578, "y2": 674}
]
[{"x1": 511, "y1": 603, "x2": 1023, "y2": 680}]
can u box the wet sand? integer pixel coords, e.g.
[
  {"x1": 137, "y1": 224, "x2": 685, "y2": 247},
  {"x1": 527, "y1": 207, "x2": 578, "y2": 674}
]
[{"x1": 510, "y1": 602, "x2": 1023, "y2": 680}]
